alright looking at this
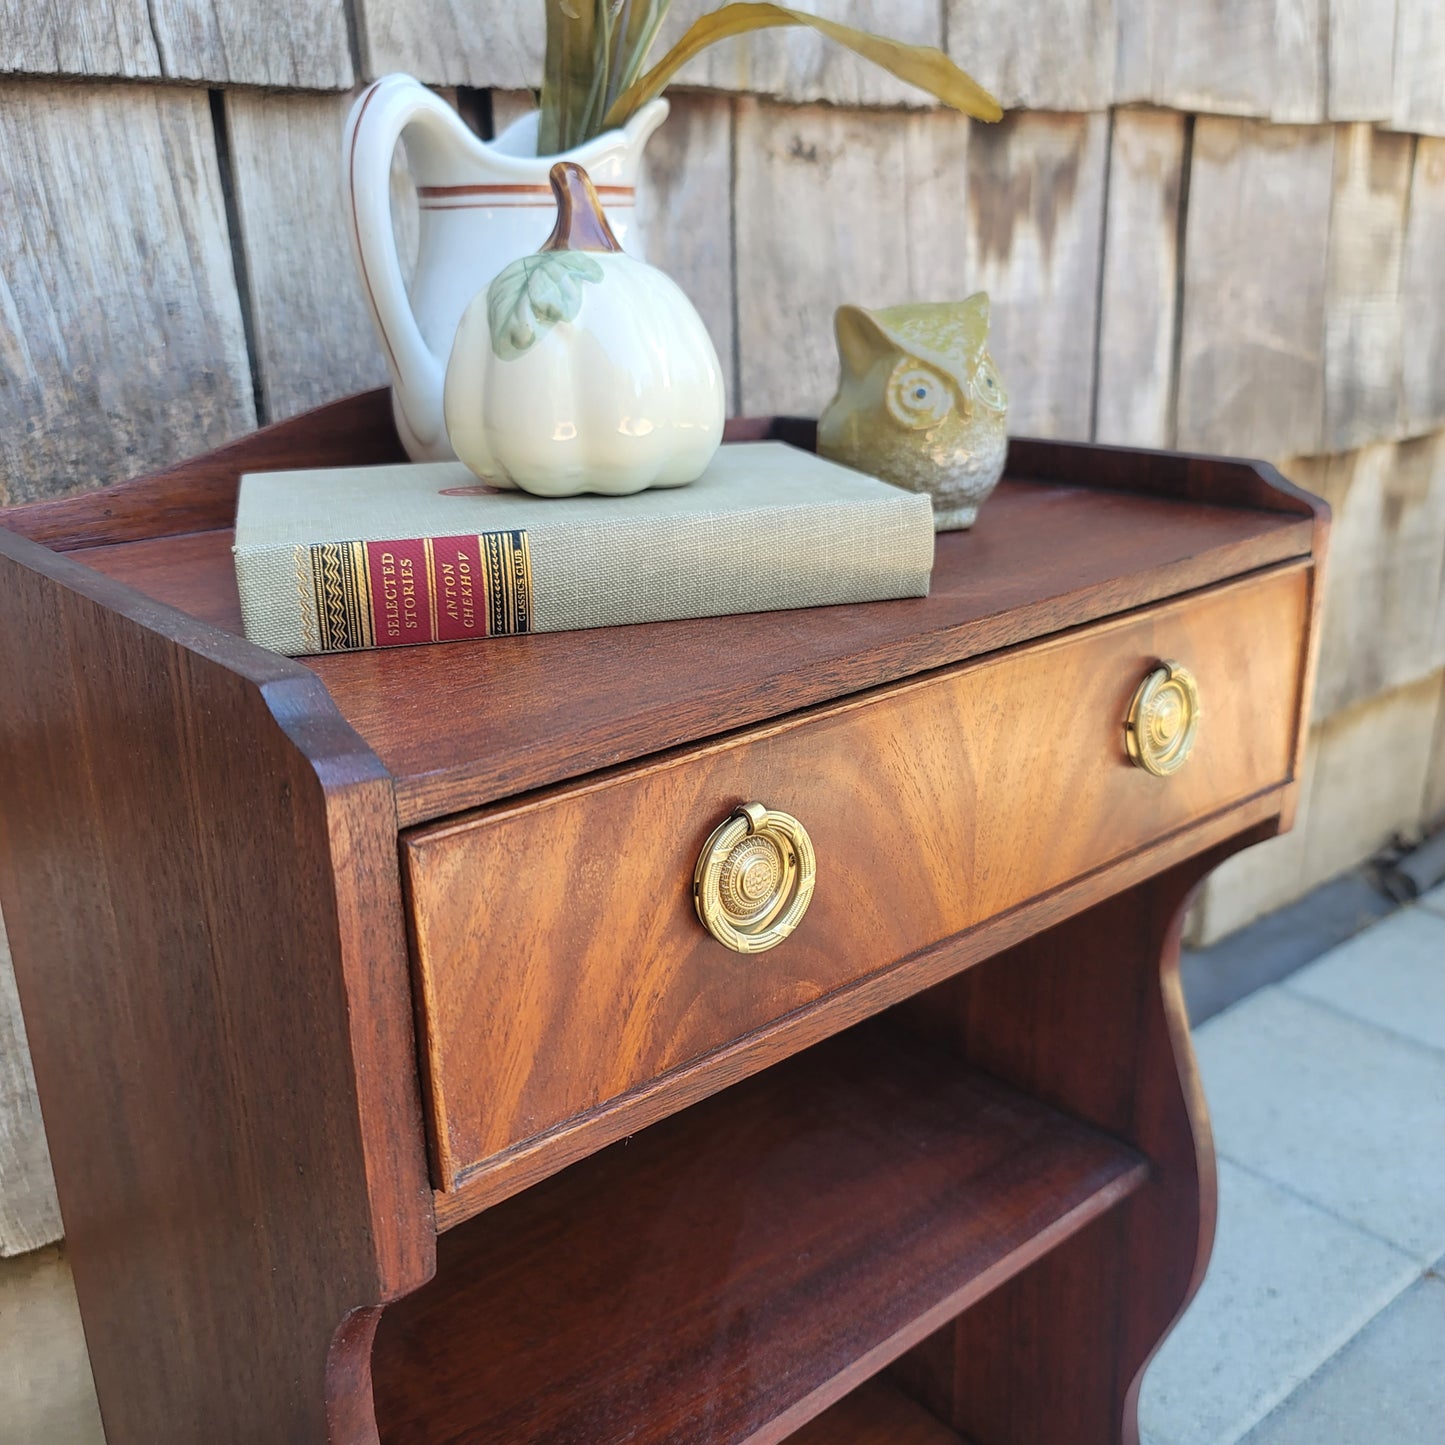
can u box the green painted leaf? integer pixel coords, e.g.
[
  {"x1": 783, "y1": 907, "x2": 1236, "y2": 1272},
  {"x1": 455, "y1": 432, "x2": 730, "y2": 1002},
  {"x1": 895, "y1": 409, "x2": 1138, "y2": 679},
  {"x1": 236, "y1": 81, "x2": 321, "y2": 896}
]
[{"x1": 487, "y1": 251, "x2": 605, "y2": 360}]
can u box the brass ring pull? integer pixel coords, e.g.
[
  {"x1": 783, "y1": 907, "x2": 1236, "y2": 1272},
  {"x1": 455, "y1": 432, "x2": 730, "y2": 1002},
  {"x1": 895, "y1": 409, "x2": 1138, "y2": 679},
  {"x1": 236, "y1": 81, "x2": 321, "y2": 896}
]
[
  {"x1": 694, "y1": 803, "x2": 816, "y2": 954},
  {"x1": 1126, "y1": 660, "x2": 1201, "y2": 777}
]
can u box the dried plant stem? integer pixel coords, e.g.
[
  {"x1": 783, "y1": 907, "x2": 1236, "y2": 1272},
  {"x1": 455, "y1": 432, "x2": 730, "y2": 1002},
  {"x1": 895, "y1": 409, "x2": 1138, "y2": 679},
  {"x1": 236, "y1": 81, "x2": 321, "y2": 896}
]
[
  {"x1": 541, "y1": 0, "x2": 673, "y2": 155},
  {"x1": 540, "y1": 0, "x2": 1002, "y2": 154}
]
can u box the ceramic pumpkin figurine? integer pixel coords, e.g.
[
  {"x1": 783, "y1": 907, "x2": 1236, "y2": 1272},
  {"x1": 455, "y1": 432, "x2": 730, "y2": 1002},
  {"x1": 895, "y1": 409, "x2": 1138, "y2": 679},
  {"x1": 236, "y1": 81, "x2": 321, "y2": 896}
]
[
  {"x1": 444, "y1": 162, "x2": 725, "y2": 496},
  {"x1": 817, "y1": 295, "x2": 1008, "y2": 530}
]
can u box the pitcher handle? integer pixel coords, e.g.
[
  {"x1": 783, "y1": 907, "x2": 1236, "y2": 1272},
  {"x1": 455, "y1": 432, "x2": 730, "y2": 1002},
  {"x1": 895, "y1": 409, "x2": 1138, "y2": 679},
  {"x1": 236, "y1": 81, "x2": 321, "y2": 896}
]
[{"x1": 344, "y1": 75, "x2": 461, "y2": 453}]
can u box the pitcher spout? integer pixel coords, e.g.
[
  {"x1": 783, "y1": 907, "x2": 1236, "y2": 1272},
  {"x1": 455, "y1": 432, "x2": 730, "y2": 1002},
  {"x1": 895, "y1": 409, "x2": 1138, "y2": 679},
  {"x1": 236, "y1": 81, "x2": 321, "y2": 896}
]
[{"x1": 491, "y1": 98, "x2": 669, "y2": 183}]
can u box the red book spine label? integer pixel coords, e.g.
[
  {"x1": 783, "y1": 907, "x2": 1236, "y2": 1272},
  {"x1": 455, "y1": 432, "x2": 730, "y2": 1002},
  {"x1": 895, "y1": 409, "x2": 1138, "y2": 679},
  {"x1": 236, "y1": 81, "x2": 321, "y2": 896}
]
[{"x1": 304, "y1": 531, "x2": 532, "y2": 652}]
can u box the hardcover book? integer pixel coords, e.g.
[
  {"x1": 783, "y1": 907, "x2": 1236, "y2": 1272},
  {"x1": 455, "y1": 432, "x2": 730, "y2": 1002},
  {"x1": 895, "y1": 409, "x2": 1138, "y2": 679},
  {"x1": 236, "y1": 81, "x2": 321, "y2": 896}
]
[{"x1": 234, "y1": 441, "x2": 935, "y2": 656}]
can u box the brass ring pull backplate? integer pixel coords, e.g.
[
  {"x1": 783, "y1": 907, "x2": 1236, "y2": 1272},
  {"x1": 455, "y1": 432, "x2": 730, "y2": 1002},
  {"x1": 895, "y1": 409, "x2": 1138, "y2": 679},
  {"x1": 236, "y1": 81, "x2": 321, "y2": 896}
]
[
  {"x1": 694, "y1": 803, "x2": 816, "y2": 954},
  {"x1": 1126, "y1": 660, "x2": 1201, "y2": 777}
]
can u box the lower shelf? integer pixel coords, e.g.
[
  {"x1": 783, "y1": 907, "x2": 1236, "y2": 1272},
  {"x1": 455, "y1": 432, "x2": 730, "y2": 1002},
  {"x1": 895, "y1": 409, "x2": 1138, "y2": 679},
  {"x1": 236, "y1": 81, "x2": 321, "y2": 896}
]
[
  {"x1": 790, "y1": 1380, "x2": 966, "y2": 1444},
  {"x1": 371, "y1": 1021, "x2": 1147, "y2": 1445}
]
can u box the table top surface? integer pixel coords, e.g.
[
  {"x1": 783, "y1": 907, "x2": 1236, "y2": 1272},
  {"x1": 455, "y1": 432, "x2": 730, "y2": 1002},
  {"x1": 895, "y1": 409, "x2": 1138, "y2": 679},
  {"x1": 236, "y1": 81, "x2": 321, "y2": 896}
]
[{"x1": 73, "y1": 467, "x2": 1313, "y2": 826}]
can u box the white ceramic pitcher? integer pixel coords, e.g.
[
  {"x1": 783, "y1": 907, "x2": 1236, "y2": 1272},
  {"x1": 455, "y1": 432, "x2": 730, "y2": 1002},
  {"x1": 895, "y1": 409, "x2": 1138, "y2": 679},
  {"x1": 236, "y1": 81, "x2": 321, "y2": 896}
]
[{"x1": 345, "y1": 73, "x2": 670, "y2": 461}]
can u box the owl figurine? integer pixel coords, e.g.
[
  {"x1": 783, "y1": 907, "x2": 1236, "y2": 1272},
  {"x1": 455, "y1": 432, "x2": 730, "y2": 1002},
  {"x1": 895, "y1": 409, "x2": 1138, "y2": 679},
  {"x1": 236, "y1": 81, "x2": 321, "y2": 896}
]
[{"x1": 817, "y1": 295, "x2": 1008, "y2": 530}]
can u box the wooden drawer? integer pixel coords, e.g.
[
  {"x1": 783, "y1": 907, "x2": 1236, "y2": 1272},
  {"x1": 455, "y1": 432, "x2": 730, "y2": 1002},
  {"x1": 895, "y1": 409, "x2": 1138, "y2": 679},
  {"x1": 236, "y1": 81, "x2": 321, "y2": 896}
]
[{"x1": 404, "y1": 563, "x2": 1309, "y2": 1195}]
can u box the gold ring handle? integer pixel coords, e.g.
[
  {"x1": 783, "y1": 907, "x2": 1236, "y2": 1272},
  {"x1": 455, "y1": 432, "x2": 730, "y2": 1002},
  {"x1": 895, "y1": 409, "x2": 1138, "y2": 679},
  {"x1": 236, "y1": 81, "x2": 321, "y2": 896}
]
[
  {"x1": 1126, "y1": 660, "x2": 1201, "y2": 777},
  {"x1": 693, "y1": 802, "x2": 816, "y2": 954}
]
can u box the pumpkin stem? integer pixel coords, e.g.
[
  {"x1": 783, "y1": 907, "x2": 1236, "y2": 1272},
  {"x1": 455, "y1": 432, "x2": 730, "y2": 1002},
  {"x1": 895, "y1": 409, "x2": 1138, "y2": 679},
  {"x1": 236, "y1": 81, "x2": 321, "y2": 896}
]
[{"x1": 540, "y1": 162, "x2": 625, "y2": 254}]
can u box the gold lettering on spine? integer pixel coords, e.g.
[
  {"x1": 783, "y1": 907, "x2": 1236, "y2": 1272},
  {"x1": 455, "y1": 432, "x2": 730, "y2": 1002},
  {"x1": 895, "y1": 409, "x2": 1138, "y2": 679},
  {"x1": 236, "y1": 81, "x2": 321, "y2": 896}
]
[
  {"x1": 379, "y1": 550, "x2": 401, "y2": 641},
  {"x1": 457, "y1": 552, "x2": 475, "y2": 631},
  {"x1": 302, "y1": 531, "x2": 530, "y2": 650},
  {"x1": 399, "y1": 555, "x2": 419, "y2": 634}
]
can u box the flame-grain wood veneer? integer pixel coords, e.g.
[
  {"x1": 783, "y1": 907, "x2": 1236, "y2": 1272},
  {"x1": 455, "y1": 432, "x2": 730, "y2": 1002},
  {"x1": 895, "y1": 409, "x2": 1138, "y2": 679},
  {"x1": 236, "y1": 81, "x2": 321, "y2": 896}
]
[{"x1": 0, "y1": 393, "x2": 1326, "y2": 1445}]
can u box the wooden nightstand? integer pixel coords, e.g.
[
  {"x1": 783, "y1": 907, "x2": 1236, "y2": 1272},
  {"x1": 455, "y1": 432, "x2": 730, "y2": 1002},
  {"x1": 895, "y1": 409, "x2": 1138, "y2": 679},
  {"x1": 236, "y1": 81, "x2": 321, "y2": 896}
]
[{"x1": 0, "y1": 396, "x2": 1326, "y2": 1445}]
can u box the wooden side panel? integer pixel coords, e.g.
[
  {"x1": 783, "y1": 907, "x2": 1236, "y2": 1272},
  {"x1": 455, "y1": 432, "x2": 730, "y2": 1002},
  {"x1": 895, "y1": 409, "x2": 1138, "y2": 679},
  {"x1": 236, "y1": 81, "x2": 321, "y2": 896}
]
[
  {"x1": 0, "y1": 82, "x2": 254, "y2": 505},
  {"x1": 0, "y1": 0, "x2": 159, "y2": 77},
  {"x1": 945, "y1": 0, "x2": 1117, "y2": 111},
  {"x1": 1401, "y1": 138, "x2": 1445, "y2": 436},
  {"x1": 1094, "y1": 108, "x2": 1187, "y2": 448},
  {"x1": 1323, "y1": 124, "x2": 1412, "y2": 451},
  {"x1": 0, "y1": 917, "x2": 62, "y2": 1255},
  {"x1": 1176, "y1": 118, "x2": 1334, "y2": 459},
  {"x1": 225, "y1": 91, "x2": 395, "y2": 424},
  {"x1": 733, "y1": 99, "x2": 974, "y2": 417},
  {"x1": 406, "y1": 567, "x2": 1309, "y2": 1194},
  {"x1": 0, "y1": 531, "x2": 433, "y2": 1443},
  {"x1": 963, "y1": 111, "x2": 1111, "y2": 441},
  {"x1": 891, "y1": 836, "x2": 1267, "y2": 1443}
]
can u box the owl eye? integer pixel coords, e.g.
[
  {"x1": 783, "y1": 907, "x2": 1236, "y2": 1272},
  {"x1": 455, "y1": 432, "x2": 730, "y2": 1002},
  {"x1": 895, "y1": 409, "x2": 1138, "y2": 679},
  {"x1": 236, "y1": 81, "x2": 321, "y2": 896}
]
[
  {"x1": 973, "y1": 354, "x2": 1008, "y2": 413},
  {"x1": 886, "y1": 362, "x2": 953, "y2": 430}
]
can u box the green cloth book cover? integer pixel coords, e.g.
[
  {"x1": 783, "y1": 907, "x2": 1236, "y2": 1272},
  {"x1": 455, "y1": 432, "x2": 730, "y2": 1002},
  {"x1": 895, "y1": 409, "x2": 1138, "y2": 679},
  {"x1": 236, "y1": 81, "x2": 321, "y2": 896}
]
[{"x1": 234, "y1": 442, "x2": 934, "y2": 656}]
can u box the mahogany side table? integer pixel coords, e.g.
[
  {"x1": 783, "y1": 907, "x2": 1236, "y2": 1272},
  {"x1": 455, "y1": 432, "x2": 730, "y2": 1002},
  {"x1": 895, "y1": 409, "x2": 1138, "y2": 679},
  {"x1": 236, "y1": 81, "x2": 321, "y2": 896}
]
[{"x1": 0, "y1": 396, "x2": 1326, "y2": 1445}]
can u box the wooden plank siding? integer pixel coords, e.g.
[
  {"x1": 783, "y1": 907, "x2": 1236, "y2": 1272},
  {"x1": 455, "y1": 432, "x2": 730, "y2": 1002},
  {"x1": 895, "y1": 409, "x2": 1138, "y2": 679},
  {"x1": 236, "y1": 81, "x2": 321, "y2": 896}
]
[
  {"x1": 1301, "y1": 434, "x2": 1445, "y2": 720},
  {"x1": 1323, "y1": 125, "x2": 1412, "y2": 453},
  {"x1": 946, "y1": 0, "x2": 1117, "y2": 112},
  {"x1": 733, "y1": 99, "x2": 974, "y2": 417},
  {"x1": 1176, "y1": 117, "x2": 1335, "y2": 459},
  {"x1": 735, "y1": 103, "x2": 1107, "y2": 434},
  {"x1": 356, "y1": 1, "x2": 544, "y2": 91},
  {"x1": 633, "y1": 93, "x2": 739, "y2": 411},
  {"x1": 0, "y1": 82, "x2": 254, "y2": 505},
  {"x1": 1401, "y1": 139, "x2": 1445, "y2": 437},
  {"x1": 145, "y1": 0, "x2": 354, "y2": 88},
  {"x1": 0, "y1": 0, "x2": 1437, "y2": 132},
  {"x1": 224, "y1": 90, "x2": 395, "y2": 424},
  {"x1": 1, "y1": 0, "x2": 351, "y2": 86},
  {"x1": 1327, "y1": 0, "x2": 1398, "y2": 123},
  {"x1": 960, "y1": 110, "x2": 1110, "y2": 440},
  {"x1": 1391, "y1": 0, "x2": 1445, "y2": 137},
  {"x1": 660, "y1": 0, "x2": 946, "y2": 108},
  {"x1": 1, "y1": 921, "x2": 61, "y2": 1254},
  {"x1": 355, "y1": 1, "x2": 945, "y2": 107},
  {"x1": 0, "y1": 1, "x2": 160, "y2": 79},
  {"x1": 1114, "y1": 0, "x2": 1326, "y2": 124},
  {"x1": 1094, "y1": 108, "x2": 1187, "y2": 448}
]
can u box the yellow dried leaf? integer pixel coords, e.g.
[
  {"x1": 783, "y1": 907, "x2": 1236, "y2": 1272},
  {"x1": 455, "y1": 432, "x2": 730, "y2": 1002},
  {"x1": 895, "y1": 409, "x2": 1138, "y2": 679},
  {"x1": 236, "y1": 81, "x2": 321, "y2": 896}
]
[{"x1": 602, "y1": 2, "x2": 1004, "y2": 130}]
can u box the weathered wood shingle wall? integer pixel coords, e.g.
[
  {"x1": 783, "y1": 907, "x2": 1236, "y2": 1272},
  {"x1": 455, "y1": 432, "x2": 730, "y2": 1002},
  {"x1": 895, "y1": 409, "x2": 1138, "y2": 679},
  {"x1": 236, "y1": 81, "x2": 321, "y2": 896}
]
[{"x1": 2, "y1": 2, "x2": 1444, "y2": 1294}]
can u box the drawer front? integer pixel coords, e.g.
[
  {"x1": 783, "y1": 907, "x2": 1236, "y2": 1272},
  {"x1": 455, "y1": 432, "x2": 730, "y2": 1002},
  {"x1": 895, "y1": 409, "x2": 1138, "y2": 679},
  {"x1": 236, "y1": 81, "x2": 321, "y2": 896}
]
[{"x1": 405, "y1": 564, "x2": 1309, "y2": 1192}]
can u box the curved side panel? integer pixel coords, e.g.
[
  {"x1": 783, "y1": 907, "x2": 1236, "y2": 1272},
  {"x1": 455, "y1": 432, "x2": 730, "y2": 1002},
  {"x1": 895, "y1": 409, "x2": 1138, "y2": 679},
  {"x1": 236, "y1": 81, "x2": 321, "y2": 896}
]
[
  {"x1": 0, "y1": 529, "x2": 433, "y2": 1444},
  {"x1": 888, "y1": 824, "x2": 1277, "y2": 1445}
]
